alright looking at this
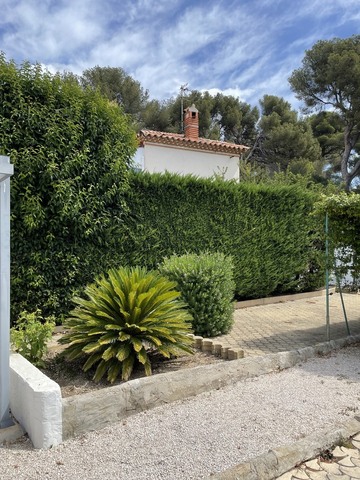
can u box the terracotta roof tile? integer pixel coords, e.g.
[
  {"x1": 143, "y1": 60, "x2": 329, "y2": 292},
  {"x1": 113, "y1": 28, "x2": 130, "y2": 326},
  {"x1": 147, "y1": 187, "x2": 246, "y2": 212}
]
[{"x1": 138, "y1": 129, "x2": 249, "y2": 155}]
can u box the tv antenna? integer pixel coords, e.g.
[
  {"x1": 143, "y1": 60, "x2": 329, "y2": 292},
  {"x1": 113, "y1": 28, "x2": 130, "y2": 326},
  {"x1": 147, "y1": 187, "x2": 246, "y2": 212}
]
[{"x1": 180, "y1": 83, "x2": 189, "y2": 133}]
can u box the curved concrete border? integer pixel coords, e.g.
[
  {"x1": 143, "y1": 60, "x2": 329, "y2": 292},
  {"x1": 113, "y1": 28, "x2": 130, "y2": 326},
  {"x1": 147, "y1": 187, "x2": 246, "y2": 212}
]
[
  {"x1": 62, "y1": 334, "x2": 360, "y2": 440},
  {"x1": 7, "y1": 333, "x2": 360, "y2": 449},
  {"x1": 210, "y1": 416, "x2": 360, "y2": 480},
  {"x1": 235, "y1": 287, "x2": 334, "y2": 309}
]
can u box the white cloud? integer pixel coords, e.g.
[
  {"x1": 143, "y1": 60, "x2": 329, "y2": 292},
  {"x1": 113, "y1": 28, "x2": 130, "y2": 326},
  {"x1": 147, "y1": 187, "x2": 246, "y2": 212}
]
[
  {"x1": 205, "y1": 87, "x2": 255, "y2": 102},
  {"x1": 1, "y1": 0, "x2": 105, "y2": 62},
  {"x1": 1, "y1": 0, "x2": 360, "y2": 110}
]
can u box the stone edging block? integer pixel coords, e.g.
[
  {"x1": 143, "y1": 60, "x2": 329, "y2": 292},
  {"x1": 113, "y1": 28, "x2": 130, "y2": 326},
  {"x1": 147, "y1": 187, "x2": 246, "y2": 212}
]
[
  {"x1": 188, "y1": 333, "x2": 244, "y2": 360},
  {"x1": 210, "y1": 417, "x2": 360, "y2": 480},
  {"x1": 235, "y1": 287, "x2": 335, "y2": 309}
]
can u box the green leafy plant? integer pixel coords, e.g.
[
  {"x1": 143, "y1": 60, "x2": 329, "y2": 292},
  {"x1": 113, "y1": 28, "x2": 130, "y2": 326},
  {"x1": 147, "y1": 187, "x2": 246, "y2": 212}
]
[
  {"x1": 59, "y1": 266, "x2": 193, "y2": 383},
  {"x1": 159, "y1": 252, "x2": 235, "y2": 337},
  {"x1": 314, "y1": 192, "x2": 360, "y2": 288},
  {"x1": 11, "y1": 310, "x2": 55, "y2": 367},
  {"x1": 0, "y1": 54, "x2": 137, "y2": 323}
]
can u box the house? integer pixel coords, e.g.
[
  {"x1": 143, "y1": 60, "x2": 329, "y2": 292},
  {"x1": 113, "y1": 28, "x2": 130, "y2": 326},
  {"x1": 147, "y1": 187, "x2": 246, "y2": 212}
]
[{"x1": 134, "y1": 104, "x2": 249, "y2": 181}]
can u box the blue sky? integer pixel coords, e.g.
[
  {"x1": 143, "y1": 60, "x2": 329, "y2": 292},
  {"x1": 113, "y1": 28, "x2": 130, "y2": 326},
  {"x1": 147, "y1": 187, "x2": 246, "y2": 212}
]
[{"x1": 1, "y1": 0, "x2": 360, "y2": 110}]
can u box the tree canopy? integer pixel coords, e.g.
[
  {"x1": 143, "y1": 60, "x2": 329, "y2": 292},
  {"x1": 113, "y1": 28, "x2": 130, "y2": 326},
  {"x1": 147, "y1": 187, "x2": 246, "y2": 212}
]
[
  {"x1": 249, "y1": 95, "x2": 323, "y2": 177},
  {"x1": 289, "y1": 35, "x2": 360, "y2": 190},
  {"x1": 81, "y1": 65, "x2": 149, "y2": 121},
  {"x1": 72, "y1": 37, "x2": 360, "y2": 190},
  {"x1": 81, "y1": 68, "x2": 260, "y2": 147},
  {"x1": 140, "y1": 88, "x2": 259, "y2": 146}
]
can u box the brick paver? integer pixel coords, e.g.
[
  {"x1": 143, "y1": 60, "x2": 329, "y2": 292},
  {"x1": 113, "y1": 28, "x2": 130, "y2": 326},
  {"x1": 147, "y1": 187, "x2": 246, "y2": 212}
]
[{"x1": 213, "y1": 292, "x2": 360, "y2": 357}]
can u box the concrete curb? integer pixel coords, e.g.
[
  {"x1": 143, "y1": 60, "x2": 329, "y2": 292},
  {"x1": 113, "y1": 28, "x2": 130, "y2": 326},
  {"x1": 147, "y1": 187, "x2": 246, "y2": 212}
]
[
  {"x1": 62, "y1": 333, "x2": 360, "y2": 440},
  {"x1": 210, "y1": 417, "x2": 360, "y2": 480},
  {"x1": 9, "y1": 353, "x2": 62, "y2": 449},
  {"x1": 235, "y1": 288, "x2": 334, "y2": 309}
]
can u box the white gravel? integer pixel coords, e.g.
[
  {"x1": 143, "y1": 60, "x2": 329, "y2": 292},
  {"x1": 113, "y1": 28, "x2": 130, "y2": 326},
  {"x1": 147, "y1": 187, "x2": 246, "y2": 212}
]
[{"x1": 1, "y1": 345, "x2": 360, "y2": 480}]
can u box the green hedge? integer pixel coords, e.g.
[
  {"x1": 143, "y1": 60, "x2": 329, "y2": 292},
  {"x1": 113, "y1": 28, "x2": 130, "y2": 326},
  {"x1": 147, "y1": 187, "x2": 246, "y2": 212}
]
[
  {"x1": 314, "y1": 192, "x2": 360, "y2": 285},
  {"x1": 121, "y1": 172, "x2": 324, "y2": 299},
  {"x1": 0, "y1": 55, "x2": 137, "y2": 322},
  {"x1": 159, "y1": 252, "x2": 235, "y2": 337}
]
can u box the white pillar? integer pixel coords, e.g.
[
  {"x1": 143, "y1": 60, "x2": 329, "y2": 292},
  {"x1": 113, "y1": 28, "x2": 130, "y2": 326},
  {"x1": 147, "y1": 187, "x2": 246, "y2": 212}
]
[{"x1": 0, "y1": 156, "x2": 14, "y2": 428}]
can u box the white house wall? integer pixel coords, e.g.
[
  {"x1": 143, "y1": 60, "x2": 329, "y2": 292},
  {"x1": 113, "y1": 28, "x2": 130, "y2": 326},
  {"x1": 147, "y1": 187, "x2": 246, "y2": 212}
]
[{"x1": 139, "y1": 144, "x2": 239, "y2": 180}]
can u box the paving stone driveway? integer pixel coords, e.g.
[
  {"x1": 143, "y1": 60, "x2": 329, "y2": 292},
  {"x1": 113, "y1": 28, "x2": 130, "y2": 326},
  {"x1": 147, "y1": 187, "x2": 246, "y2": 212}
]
[{"x1": 214, "y1": 291, "x2": 360, "y2": 357}]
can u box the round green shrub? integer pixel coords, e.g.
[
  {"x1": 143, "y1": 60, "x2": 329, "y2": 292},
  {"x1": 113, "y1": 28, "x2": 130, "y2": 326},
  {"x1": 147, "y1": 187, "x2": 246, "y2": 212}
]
[{"x1": 159, "y1": 252, "x2": 235, "y2": 337}]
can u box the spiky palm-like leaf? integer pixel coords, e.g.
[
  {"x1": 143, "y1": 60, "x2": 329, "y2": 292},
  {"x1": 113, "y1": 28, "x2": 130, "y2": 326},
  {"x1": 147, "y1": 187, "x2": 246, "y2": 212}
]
[{"x1": 60, "y1": 266, "x2": 193, "y2": 382}]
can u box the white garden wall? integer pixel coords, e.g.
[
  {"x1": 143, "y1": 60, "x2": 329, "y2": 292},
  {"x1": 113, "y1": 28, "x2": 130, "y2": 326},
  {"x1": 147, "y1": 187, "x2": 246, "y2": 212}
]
[{"x1": 9, "y1": 353, "x2": 62, "y2": 449}]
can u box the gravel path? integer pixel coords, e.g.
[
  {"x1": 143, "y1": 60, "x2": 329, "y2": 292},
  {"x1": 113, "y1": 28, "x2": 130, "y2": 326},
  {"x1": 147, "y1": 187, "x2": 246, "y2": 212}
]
[{"x1": 1, "y1": 345, "x2": 360, "y2": 480}]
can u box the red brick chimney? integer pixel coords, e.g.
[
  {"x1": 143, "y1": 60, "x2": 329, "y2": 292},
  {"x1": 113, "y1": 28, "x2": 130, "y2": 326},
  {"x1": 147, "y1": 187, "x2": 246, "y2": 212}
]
[{"x1": 184, "y1": 104, "x2": 199, "y2": 140}]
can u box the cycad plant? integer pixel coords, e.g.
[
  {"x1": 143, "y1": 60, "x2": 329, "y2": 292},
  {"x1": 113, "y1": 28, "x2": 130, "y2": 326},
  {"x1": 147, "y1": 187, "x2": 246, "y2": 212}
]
[{"x1": 59, "y1": 266, "x2": 193, "y2": 382}]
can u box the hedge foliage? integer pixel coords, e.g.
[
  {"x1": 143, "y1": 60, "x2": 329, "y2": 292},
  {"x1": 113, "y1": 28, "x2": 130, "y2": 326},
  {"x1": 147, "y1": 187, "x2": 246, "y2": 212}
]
[
  {"x1": 0, "y1": 54, "x2": 137, "y2": 321},
  {"x1": 159, "y1": 252, "x2": 235, "y2": 337},
  {"x1": 314, "y1": 192, "x2": 360, "y2": 283},
  {"x1": 121, "y1": 172, "x2": 324, "y2": 299}
]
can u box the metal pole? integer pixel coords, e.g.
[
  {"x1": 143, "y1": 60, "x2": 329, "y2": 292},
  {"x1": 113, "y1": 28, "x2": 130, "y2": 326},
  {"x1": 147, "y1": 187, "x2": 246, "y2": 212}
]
[
  {"x1": 325, "y1": 212, "x2": 330, "y2": 342},
  {"x1": 0, "y1": 156, "x2": 14, "y2": 428},
  {"x1": 181, "y1": 94, "x2": 184, "y2": 133},
  {"x1": 335, "y1": 271, "x2": 351, "y2": 336},
  {"x1": 180, "y1": 83, "x2": 188, "y2": 133}
]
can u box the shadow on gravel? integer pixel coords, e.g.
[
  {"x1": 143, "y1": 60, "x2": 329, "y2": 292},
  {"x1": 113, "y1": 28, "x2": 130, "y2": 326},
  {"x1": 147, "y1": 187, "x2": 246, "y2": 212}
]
[{"x1": 293, "y1": 343, "x2": 360, "y2": 383}]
